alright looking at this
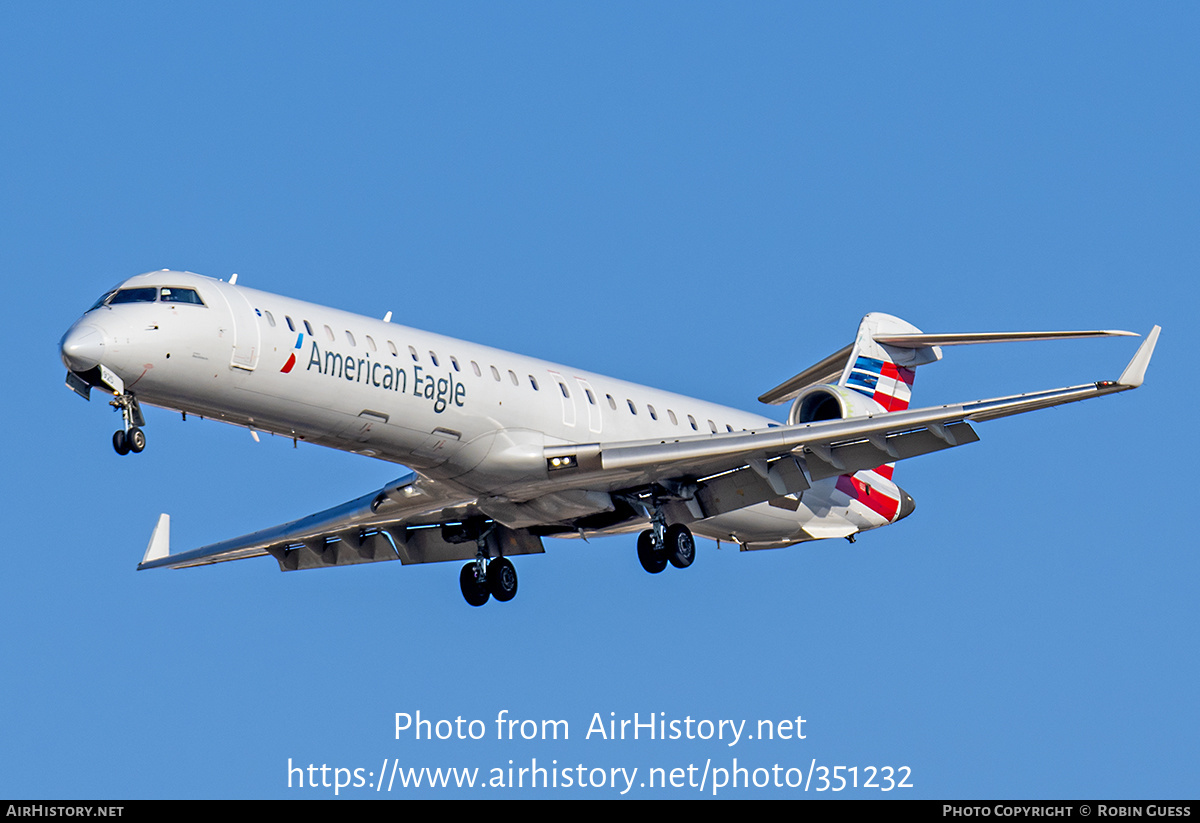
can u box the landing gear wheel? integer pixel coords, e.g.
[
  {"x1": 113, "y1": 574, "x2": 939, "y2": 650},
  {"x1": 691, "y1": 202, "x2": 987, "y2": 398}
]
[
  {"x1": 637, "y1": 530, "x2": 667, "y2": 574},
  {"x1": 127, "y1": 427, "x2": 146, "y2": 453},
  {"x1": 665, "y1": 523, "x2": 695, "y2": 569},
  {"x1": 488, "y1": 557, "x2": 518, "y2": 602},
  {"x1": 112, "y1": 430, "x2": 130, "y2": 456},
  {"x1": 459, "y1": 562, "x2": 490, "y2": 607}
]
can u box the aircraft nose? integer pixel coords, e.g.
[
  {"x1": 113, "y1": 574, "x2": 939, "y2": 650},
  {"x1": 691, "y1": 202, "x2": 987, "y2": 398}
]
[
  {"x1": 896, "y1": 487, "x2": 917, "y2": 521},
  {"x1": 60, "y1": 323, "x2": 105, "y2": 372}
]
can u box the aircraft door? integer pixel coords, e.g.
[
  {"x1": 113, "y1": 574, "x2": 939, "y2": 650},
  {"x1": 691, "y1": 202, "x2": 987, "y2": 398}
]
[
  {"x1": 575, "y1": 377, "x2": 602, "y2": 435},
  {"x1": 546, "y1": 370, "x2": 577, "y2": 428},
  {"x1": 210, "y1": 281, "x2": 261, "y2": 371}
]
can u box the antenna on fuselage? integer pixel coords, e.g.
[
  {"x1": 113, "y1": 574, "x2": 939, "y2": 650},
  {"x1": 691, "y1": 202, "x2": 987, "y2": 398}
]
[
  {"x1": 229, "y1": 273, "x2": 239, "y2": 285},
  {"x1": 383, "y1": 311, "x2": 392, "y2": 323}
]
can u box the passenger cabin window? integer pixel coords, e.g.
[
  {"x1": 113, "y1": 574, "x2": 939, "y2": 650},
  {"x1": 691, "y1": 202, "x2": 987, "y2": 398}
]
[
  {"x1": 387, "y1": 341, "x2": 398, "y2": 356},
  {"x1": 408, "y1": 346, "x2": 419, "y2": 362},
  {"x1": 688, "y1": 414, "x2": 698, "y2": 431},
  {"x1": 471, "y1": 361, "x2": 481, "y2": 377},
  {"x1": 585, "y1": 389, "x2": 596, "y2": 405},
  {"x1": 559, "y1": 383, "x2": 569, "y2": 398},
  {"x1": 109, "y1": 288, "x2": 158, "y2": 304},
  {"x1": 365, "y1": 335, "x2": 377, "y2": 352},
  {"x1": 509, "y1": 370, "x2": 519, "y2": 386},
  {"x1": 607, "y1": 394, "x2": 617, "y2": 410},
  {"x1": 529, "y1": 375, "x2": 539, "y2": 390},
  {"x1": 668, "y1": 410, "x2": 678, "y2": 425},
  {"x1": 345, "y1": 330, "x2": 356, "y2": 346},
  {"x1": 430, "y1": 351, "x2": 439, "y2": 366},
  {"x1": 304, "y1": 320, "x2": 314, "y2": 336},
  {"x1": 450, "y1": 357, "x2": 460, "y2": 372},
  {"x1": 285, "y1": 316, "x2": 295, "y2": 332},
  {"x1": 490, "y1": 366, "x2": 501, "y2": 381},
  {"x1": 708, "y1": 420, "x2": 717, "y2": 433},
  {"x1": 648, "y1": 404, "x2": 658, "y2": 421},
  {"x1": 263, "y1": 311, "x2": 276, "y2": 327},
  {"x1": 324, "y1": 325, "x2": 335, "y2": 342},
  {"x1": 627, "y1": 400, "x2": 637, "y2": 415}
]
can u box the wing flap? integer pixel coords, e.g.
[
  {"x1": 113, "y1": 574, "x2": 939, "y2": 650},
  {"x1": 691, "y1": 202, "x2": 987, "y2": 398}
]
[{"x1": 800, "y1": 421, "x2": 980, "y2": 481}]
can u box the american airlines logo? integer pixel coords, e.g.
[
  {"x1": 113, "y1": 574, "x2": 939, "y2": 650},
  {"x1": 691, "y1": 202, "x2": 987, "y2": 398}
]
[{"x1": 281, "y1": 334, "x2": 466, "y2": 414}]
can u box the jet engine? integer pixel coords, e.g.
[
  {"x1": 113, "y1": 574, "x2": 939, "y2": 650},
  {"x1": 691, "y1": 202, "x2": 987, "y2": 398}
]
[{"x1": 788, "y1": 384, "x2": 886, "y2": 425}]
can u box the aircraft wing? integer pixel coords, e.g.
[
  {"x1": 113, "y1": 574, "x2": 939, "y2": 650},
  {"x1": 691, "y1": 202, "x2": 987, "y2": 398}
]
[
  {"x1": 138, "y1": 471, "x2": 542, "y2": 572},
  {"x1": 537, "y1": 326, "x2": 1160, "y2": 519}
]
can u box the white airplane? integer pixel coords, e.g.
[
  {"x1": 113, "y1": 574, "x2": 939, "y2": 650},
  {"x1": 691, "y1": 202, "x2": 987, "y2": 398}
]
[{"x1": 59, "y1": 270, "x2": 1160, "y2": 606}]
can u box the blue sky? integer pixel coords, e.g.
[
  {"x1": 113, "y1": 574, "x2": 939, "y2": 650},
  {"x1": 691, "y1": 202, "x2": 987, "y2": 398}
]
[{"x1": 1, "y1": 2, "x2": 1195, "y2": 798}]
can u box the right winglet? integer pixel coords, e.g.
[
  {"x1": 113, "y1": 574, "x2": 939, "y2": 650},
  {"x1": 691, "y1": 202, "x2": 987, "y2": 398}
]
[
  {"x1": 142, "y1": 514, "x2": 171, "y2": 567},
  {"x1": 1117, "y1": 325, "x2": 1161, "y2": 388}
]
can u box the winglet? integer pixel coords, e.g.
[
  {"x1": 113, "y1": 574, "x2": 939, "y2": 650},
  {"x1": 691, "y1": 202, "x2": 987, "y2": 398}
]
[
  {"x1": 142, "y1": 514, "x2": 171, "y2": 567},
  {"x1": 1117, "y1": 325, "x2": 1161, "y2": 388}
]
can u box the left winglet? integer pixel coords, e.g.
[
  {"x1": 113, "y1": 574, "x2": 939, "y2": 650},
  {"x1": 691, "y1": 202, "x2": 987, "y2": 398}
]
[
  {"x1": 142, "y1": 514, "x2": 171, "y2": 567},
  {"x1": 1117, "y1": 325, "x2": 1161, "y2": 388}
]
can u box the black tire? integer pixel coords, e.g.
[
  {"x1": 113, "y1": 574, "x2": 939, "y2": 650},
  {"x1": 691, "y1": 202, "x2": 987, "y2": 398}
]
[
  {"x1": 112, "y1": 430, "x2": 130, "y2": 455},
  {"x1": 128, "y1": 427, "x2": 146, "y2": 453},
  {"x1": 637, "y1": 530, "x2": 667, "y2": 574},
  {"x1": 459, "y1": 562, "x2": 490, "y2": 607},
  {"x1": 488, "y1": 557, "x2": 518, "y2": 602},
  {"x1": 665, "y1": 523, "x2": 695, "y2": 569}
]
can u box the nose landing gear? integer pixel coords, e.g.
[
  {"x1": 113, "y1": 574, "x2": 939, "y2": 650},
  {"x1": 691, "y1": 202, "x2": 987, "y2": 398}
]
[{"x1": 110, "y1": 393, "x2": 146, "y2": 456}]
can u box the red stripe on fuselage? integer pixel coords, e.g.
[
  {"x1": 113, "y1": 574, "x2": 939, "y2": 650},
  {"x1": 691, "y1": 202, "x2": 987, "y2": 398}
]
[{"x1": 836, "y1": 474, "x2": 900, "y2": 521}]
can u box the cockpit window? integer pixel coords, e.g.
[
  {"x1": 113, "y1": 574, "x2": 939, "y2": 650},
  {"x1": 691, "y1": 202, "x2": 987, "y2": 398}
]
[
  {"x1": 160, "y1": 287, "x2": 205, "y2": 305},
  {"x1": 96, "y1": 286, "x2": 208, "y2": 309},
  {"x1": 108, "y1": 287, "x2": 159, "y2": 304},
  {"x1": 86, "y1": 289, "x2": 117, "y2": 313}
]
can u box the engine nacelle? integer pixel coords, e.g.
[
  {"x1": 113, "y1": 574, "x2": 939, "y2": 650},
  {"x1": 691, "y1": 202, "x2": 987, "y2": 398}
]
[{"x1": 788, "y1": 383, "x2": 887, "y2": 425}]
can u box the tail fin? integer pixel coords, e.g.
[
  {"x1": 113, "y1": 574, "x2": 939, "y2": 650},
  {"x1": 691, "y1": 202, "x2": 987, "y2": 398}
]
[
  {"x1": 836, "y1": 314, "x2": 939, "y2": 490},
  {"x1": 838, "y1": 312, "x2": 941, "y2": 412}
]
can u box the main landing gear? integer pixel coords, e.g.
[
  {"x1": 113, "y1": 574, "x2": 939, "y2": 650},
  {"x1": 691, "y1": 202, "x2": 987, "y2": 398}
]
[
  {"x1": 458, "y1": 523, "x2": 519, "y2": 607},
  {"x1": 460, "y1": 557, "x2": 518, "y2": 606},
  {"x1": 110, "y1": 393, "x2": 147, "y2": 456},
  {"x1": 636, "y1": 514, "x2": 696, "y2": 575}
]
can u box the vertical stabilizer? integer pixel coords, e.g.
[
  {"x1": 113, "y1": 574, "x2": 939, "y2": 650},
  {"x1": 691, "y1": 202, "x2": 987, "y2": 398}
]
[{"x1": 839, "y1": 313, "x2": 941, "y2": 412}]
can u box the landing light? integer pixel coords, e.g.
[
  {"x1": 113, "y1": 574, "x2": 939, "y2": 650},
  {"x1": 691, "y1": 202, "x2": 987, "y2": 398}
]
[{"x1": 547, "y1": 455, "x2": 578, "y2": 471}]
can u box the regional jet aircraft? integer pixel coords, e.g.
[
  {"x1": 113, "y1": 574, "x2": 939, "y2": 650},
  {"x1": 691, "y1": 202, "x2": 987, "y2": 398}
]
[{"x1": 59, "y1": 271, "x2": 1160, "y2": 605}]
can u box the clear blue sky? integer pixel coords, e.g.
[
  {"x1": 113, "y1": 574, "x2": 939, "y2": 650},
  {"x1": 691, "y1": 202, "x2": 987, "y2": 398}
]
[{"x1": 2, "y1": 2, "x2": 1195, "y2": 798}]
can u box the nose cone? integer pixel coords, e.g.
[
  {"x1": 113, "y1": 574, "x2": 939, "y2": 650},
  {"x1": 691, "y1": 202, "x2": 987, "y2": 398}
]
[
  {"x1": 896, "y1": 487, "x2": 917, "y2": 521},
  {"x1": 60, "y1": 323, "x2": 105, "y2": 372}
]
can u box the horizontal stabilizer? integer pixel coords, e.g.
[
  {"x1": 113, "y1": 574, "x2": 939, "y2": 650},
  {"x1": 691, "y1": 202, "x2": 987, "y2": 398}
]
[
  {"x1": 761, "y1": 321, "x2": 1140, "y2": 406},
  {"x1": 874, "y1": 329, "x2": 1137, "y2": 348},
  {"x1": 757, "y1": 344, "x2": 853, "y2": 405}
]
